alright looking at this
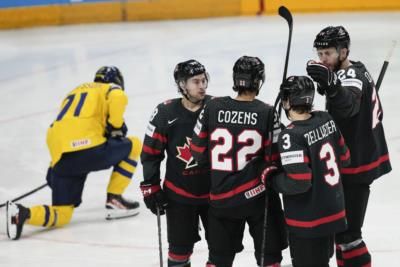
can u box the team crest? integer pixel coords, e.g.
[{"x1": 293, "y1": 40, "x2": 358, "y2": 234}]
[{"x1": 176, "y1": 137, "x2": 198, "y2": 169}]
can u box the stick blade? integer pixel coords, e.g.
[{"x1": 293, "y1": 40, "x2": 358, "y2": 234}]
[{"x1": 278, "y1": 6, "x2": 293, "y2": 26}]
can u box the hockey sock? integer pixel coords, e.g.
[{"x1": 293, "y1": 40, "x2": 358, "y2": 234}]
[
  {"x1": 107, "y1": 136, "x2": 142, "y2": 195},
  {"x1": 27, "y1": 205, "x2": 74, "y2": 227},
  {"x1": 339, "y1": 239, "x2": 371, "y2": 267},
  {"x1": 168, "y1": 251, "x2": 191, "y2": 267},
  {"x1": 336, "y1": 244, "x2": 344, "y2": 267}
]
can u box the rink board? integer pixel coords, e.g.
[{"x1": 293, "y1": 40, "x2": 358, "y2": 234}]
[{"x1": 1, "y1": 0, "x2": 400, "y2": 29}]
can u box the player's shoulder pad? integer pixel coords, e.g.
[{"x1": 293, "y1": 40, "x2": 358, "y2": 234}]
[
  {"x1": 157, "y1": 98, "x2": 179, "y2": 111},
  {"x1": 203, "y1": 95, "x2": 213, "y2": 104}
]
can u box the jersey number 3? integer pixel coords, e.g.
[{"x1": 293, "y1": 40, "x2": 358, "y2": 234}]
[
  {"x1": 211, "y1": 128, "x2": 262, "y2": 171},
  {"x1": 319, "y1": 143, "x2": 340, "y2": 186}
]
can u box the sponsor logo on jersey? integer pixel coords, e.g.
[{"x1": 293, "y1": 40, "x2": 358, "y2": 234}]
[
  {"x1": 244, "y1": 184, "x2": 265, "y2": 199},
  {"x1": 146, "y1": 123, "x2": 156, "y2": 137},
  {"x1": 281, "y1": 150, "x2": 304, "y2": 165},
  {"x1": 176, "y1": 137, "x2": 198, "y2": 169},
  {"x1": 71, "y1": 139, "x2": 91, "y2": 148}
]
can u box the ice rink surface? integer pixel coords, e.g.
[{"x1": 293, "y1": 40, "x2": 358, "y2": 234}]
[{"x1": 0, "y1": 11, "x2": 399, "y2": 266}]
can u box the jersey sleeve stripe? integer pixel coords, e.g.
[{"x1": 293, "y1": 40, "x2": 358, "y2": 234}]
[
  {"x1": 142, "y1": 144, "x2": 162, "y2": 155},
  {"x1": 209, "y1": 178, "x2": 260, "y2": 200},
  {"x1": 285, "y1": 210, "x2": 346, "y2": 228},
  {"x1": 164, "y1": 180, "x2": 209, "y2": 199},
  {"x1": 190, "y1": 143, "x2": 206, "y2": 153},
  {"x1": 288, "y1": 173, "x2": 312, "y2": 180},
  {"x1": 341, "y1": 154, "x2": 389, "y2": 174},
  {"x1": 152, "y1": 132, "x2": 167, "y2": 143},
  {"x1": 264, "y1": 139, "x2": 272, "y2": 146},
  {"x1": 341, "y1": 78, "x2": 363, "y2": 90}
]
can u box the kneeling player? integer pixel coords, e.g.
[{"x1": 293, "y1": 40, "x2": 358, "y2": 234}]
[
  {"x1": 264, "y1": 76, "x2": 350, "y2": 266},
  {"x1": 7, "y1": 66, "x2": 142, "y2": 240}
]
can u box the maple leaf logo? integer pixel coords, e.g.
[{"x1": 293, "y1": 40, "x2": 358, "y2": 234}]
[{"x1": 176, "y1": 137, "x2": 198, "y2": 169}]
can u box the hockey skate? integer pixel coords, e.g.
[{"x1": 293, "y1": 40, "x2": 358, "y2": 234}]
[
  {"x1": 105, "y1": 193, "x2": 140, "y2": 220},
  {"x1": 6, "y1": 201, "x2": 30, "y2": 240}
]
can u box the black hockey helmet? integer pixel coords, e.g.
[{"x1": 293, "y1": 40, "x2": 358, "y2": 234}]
[
  {"x1": 313, "y1": 26, "x2": 350, "y2": 50},
  {"x1": 94, "y1": 66, "x2": 124, "y2": 89},
  {"x1": 232, "y1": 56, "x2": 265, "y2": 94},
  {"x1": 174, "y1": 59, "x2": 208, "y2": 92},
  {"x1": 280, "y1": 76, "x2": 315, "y2": 107}
]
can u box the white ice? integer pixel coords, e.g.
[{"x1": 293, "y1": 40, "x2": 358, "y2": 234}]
[{"x1": 0, "y1": 11, "x2": 399, "y2": 267}]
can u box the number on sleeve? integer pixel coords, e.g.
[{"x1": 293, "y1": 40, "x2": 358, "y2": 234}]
[{"x1": 282, "y1": 134, "x2": 291, "y2": 150}]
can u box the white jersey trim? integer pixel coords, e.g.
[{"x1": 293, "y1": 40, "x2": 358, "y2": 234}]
[{"x1": 341, "y1": 78, "x2": 363, "y2": 90}]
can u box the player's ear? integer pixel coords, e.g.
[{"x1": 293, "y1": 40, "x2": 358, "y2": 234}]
[{"x1": 339, "y1": 48, "x2": 348, "y2": 61}]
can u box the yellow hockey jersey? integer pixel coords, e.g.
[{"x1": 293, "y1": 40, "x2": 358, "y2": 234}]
[{"x1": 47, "y1": 82, "x2": 128, "y2": 166}]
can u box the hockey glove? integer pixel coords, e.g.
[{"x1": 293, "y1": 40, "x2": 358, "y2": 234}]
[
  {"x1": 260, "y1": 165, "x2": 278, "y2": 187},
  {"x1": 140, "y1": 182, "x2": 168, "y2": 215},
  {"x1": 105, "y1": 122, "x2": 128, "y2": 138},
  {"x1": 306, "y1": 60, "x2": 341, "y2": 97}
]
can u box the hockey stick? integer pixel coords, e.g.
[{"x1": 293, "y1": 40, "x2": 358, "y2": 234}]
[
  {"x1": 260, "y1": 6, "x2": 293, "y2": 267},
  {"x1": 279, "y1": 6, "x2": 293, "y2": 83},
  {"x1": 0, "y1": 183, "x2": 48, "y2": 208},
  {"x1": 156, "y1": 206, "x2": 164, "y2": 267},
  {"x1": 376, "y1": 40, "x2": 397, "y2": 91}
]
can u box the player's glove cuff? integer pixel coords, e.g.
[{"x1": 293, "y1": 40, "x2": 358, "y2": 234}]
[
  {"x1": 140, "y1": 183, "x2": 161, "y2": 197},
  {"x1": 105, "y1": 122, "x2": 128, "y2": 138},
  {"x1": 260, "y1": 165, "x2": 278, "y2": 186},
  {"x1": 140, "y1": 182, "x2": 168, "y2": 215}
]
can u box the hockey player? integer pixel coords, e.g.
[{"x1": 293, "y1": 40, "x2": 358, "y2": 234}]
[
  {"x1": 6, "y1": 66, "x2": 142, "y2": 240},
  {"x1": 263, "y1": 76, "x2": 350, "y2": 266},
  {"x1": 306, "y1": 26, "x2": 392, "y2": 266},
  {"x1": 190, "y1": 56, "x2": 287, "y2": 267},
  {"x1": 140, "y1": 59, "x2": 211, "y2": 267}
]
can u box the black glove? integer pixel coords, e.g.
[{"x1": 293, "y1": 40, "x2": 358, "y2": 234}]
[
  {"x1": 140, "y1": 182, "x2": 168, "y2": 215},
  {"x1": 306, "y1": 60, "x2": 341, "y2": 97},
  {"x1": 105, "y1": 122, "x2": 128, "y2": 138},
  {"x1": 260, "y1": 165, "x2": 278, "y2": 187}
]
